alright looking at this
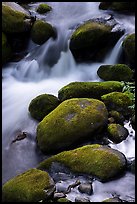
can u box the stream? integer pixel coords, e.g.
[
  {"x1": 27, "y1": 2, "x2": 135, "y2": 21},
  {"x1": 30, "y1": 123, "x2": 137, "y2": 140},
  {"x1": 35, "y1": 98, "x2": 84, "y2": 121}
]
[{"x1": 2, "y1": 2, "x2": 135, "y2": 202}]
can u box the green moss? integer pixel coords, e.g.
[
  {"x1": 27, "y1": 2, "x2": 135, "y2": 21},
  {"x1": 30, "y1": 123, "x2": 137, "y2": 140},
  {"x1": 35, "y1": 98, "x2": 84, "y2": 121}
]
[
  {"x1": 97, "y1": 64, "x2": 133, "y2": 81},
  {"x1": 57, "y1": 198, "x2": 71, "y2": 202},
  {"x1": 107, "y1": 124, "x2": 128, "y2": 143},
  {"x1": 31, "y1": 20, "x2": 55, "y2": 45},
  {"x1": 101, "y1": 92, "x2": 133, "y2": 116},
  {"x1": 37, "y1": 98, "x2": 108, "y2": 153},
  {"x1": 70, "y1": 21, "x2": 112, "y2": 50},
  {"x1": 58, "y1": 81, "x2": 124, "y2": 102},
  {"x1": 37, "y1": 144, "x2": 126, "y2": 182},
  {"x1": 109, "y1": 111, "x2": 124, "y2": 124},
  {"x1": 122, "y1": 34, "x2": 135, "y2": 66},
  {"x1": 28, "y1": 94, "x2": 59, "y2": 121},
  {"x1": 2, "y1": 3, "x2": 29, "y2": 33},
  {"x1": 102, "y1": 197, "x2": 123, "y2": 202},
  {"x1": 2, "y1": 32, "x2": 12, "y2": 64},
  {"x1": 37, "y1": 3, "x2": 52, "y2": 14},
  {"x1": 2, "y1": 168, "x2": 54, "y2": 202}
]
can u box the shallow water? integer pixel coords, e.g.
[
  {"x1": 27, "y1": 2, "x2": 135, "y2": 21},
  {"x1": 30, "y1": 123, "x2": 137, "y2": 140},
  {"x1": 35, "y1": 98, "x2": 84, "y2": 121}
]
[{"x1": 2, "y1": 2, "x2": 135, "y2": 201}]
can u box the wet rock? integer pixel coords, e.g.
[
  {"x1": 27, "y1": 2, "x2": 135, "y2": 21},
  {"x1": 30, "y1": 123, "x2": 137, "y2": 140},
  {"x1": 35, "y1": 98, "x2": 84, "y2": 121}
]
[
  {"x1": 37, "y1": 98, "x2": 108, "y2": 153},
  {"x1": 2, "y1": 2, "x2": 31, "y2": 33},
  {"x1": 2, "y1": 32, "x2": 12, "y2": 64},
  {"x1": 38, "y1": 144, "x2": 127, "y2": 182},
  {"x1": 99, "y1": 2, "x2": 135, "y2": 13},
  {"x1": 101, "y1": 92, "x2": 133, "y2": 117},
  {"x1": 102, "y1": 197, "x2": 123, "y2": 202},
  {"x1": 78, "y1": 183, "x2": 93, "y2": 195},
  {"x1": 58, "y1": 81, "x2": 123, "y2": 102},
  {"x1": 69, "y1": 19, "x2": 123, "y2": 62},
  {"x1": 54, "y1": 192, "x2": 66, "y2": 199},
  {"x1": 28, "y1": 94, "x2": 59, "y2": 121},
  {"x1": 122, "y1": 33, "x2": 135, "y2": 68},
  {"x1": 107, "y1": 124, "x2": 129, "y2": 143},
  {"x1": 31, "y1": 20, "x2": 55, "y2": 45},
  {"x1": 130, "y1": 114, "x2": 135, "y2": 130},
  {"x1": 75, "y1": 197, "x2": 90, "y2": 202},
  {"x1": 11, "y1": 131, "x2": 27, "y2": 143},
  {"x1": 97, "y1": 64, "x2": 133, "y2": 82},
  {"x1": 2, "y1": 168, "x2": 55, "y2": 202},
  {"x1": 108, "y1": 111, "x2": 125, "y2": 124},
  {"x1": 36, "y1": 3, "x2": 52, "y2": 14}
]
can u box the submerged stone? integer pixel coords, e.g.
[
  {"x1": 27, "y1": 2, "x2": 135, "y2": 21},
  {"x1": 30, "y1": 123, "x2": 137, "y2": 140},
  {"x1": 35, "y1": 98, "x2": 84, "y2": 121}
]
[{"x1": 38, "y1": 144, "x2": 127, "y2": 182}]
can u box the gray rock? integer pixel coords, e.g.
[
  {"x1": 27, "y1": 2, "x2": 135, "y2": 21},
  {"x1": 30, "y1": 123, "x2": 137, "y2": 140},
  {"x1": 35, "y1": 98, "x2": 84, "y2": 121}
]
[
  {"x1": 78, "y1": 183, "x2": 93, "y2": 195},
  {"x1": 54, "y1": 192, "x2": 66, "y2": 199},
  {"x1": 75, "y1": 197, "x2": 90, "y2": 202}
]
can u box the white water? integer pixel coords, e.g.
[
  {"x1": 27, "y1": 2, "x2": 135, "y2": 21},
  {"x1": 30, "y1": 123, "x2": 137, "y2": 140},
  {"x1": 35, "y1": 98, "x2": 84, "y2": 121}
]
[{"x1": 2, "y1": 2, "x2": 135, "y2": 201}]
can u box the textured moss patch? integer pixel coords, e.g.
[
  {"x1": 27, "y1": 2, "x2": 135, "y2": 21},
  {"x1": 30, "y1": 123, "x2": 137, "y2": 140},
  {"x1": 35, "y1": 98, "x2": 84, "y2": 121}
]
[
  {"x1": 28, "y1": 94, "x2": 59, "y2": 121},
  {"x1": 31, "y1": 20, "x2": 55, "y2": 45},
  {"x1": 2, "y1": 32, "x2": 12, "y2": 64},
  {"x1": 38, "y1": 144, "x2": 127, "y2": 182},
  {"x1": 108, "y1": 111, "x2": 124, "y2": 124},
  {"x1": 101, "y1": 92, "x2": 133, "y2": 116},
  {"x1": 2, "y1": 168, "x2": 55, "y2": 202},
  {"x1": 102, "y1": 197, "x2": 123, "y2": 202},
  {"x1": 2, "y1": 3, "x2": 30, "y2": 33},
  {"x1": 107, "y1": 124, "x2": 129, "y2": 143},
  {"x1": 37, "y1": 98, "x2": 108, "y2": 153},
  {"x1": 58, "y1": 81, "x2": 124, "y2": 102},
  {"x1": 57, "y1": 198, "x2": 71, "y2": 202},
  {"x1": 122, "y1": 33, "x2": 135, "y2": 66},
  {"x1": 37, "y1": 3, "x2": 52, "y2": 14},
  {"x1": 97, "y1": 64, "x2": 133, "y2": 81}
]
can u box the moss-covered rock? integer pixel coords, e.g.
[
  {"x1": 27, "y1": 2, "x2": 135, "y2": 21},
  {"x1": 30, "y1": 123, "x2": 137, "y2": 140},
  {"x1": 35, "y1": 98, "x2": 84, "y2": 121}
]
[
  {"x1": 69, "y1": 20, "x2": 123, "y2": 61},
  {"x1": 2, "y1": 2, "x2": 31, "y2": 33},
  {"x1": 102, "y1": 197, "x2": 123, "y2": 202},
  {"x1": 101, "y1": 92, "x2": 133, "y2": 116},
  {"x1": 107, "y1": 124, "x2": 128, "y2": 143},
  {"x1": 37, "y1": 98, "x2": 108, "y2": 153},
  {"x1": 58, "y1": 81, "x2": 124, "y2": 102},
  {"x1": 37, "y1": 144, "x2": 127, "y2": 182},
  {"x1": 108, "y1": 111, "x2": 125, "y2": 124},
  {"x1": 122, "y1": 34, "x2": 135, "y2": 67},
  {"x1": 97, "y1": 64, "x2": 133, "y2": 81},
  {"x1": 2, "y1": 32, "x2": 12, "y2": 64},
  {"x1": 130, "y1": 114, "x2": 135, "y2": 130},
  {"x1": 99, "y1": 2, "x2": 135, "y2": 12},
  {"x1": 57, "y1": 198, "x2": 71, "y2": 202},
  {"x1": 2, "y1": 168, "x2": 55, "y2": 202},
  {"x1": 37, "y1": 3, "x2": 52, "y2": 14},
  {"x1": 28, "y1": 94, "x2": 59, "y2": 121},
  {"x1": 31, "y1": 20, "x2": 55, "y2": 45}
]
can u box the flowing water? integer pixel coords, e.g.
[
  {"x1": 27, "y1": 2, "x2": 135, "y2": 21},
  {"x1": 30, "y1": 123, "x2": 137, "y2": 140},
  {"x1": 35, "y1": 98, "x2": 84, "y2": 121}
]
[{"x1": 2, "y1": 2, "x2": 135, "y2": 202}]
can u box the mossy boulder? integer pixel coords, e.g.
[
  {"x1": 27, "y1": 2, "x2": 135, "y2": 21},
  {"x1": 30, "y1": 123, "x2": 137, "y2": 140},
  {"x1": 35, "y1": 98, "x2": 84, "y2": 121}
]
[
  {"x1": 99, "y1": 2, "x2": 135, "y2": 12},
  {"x1": 37, "y1": 3, "x2": 52, "y2": 14},
  {"x1": 122, "y1": 34, "x2": 135, "y2": 67},
  {"x1": 97, "y1": 64, "x2": 133, "y2": 81},
  {"x1": 69, "y1": 20, "x2": 123, "y2": 61},
  {"x1": 29, "y1": 94, "x2": 59, "y2": 121},
  {"x1": 2, "y1": 168, "x2": 55, "y2": 202},
  {"x1": 2, "y1": 32, "x2": 12, "y2": 64},
  {"x1": 107, "y1": 124, "x2": 128, "y2": 143},
  {"x1": 57, "y1": 198, "x2": 71, "y2": 202},
  {"x1": 2, "y1": 2, "x2": 31, "y2": 33},
  {"x1": 31, "y1": 20, "x2": 55, "y2": 45},
  {"x1": 38, "y1": 144, "x2": 127, "y2": 182},
  {"x1": 37, "y1": 98, "x2": 108, "y2": 153},
  {"x1": 101, "y1": 92, "x2": 133, "y2": 116},
  {"x1": 58, "y1": 81, "x2": 124, "y2": 102}
]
